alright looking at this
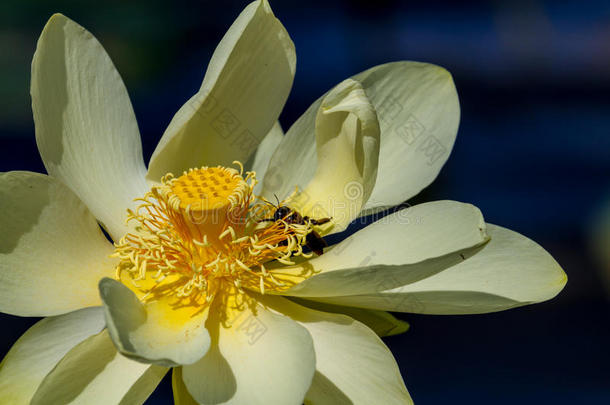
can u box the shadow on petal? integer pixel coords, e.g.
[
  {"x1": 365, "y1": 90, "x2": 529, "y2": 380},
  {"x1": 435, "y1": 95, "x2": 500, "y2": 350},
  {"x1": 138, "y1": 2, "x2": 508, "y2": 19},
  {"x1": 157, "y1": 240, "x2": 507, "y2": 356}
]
[
  {"x1": 0, "y1": 172, "x2": 50, "y2": 254},
  {"x1": 306, "y1": 371, "x2": 354, "y2": 405},
  {"x1": 181, "y1": 306, "x2": 237, "y2": 403}
]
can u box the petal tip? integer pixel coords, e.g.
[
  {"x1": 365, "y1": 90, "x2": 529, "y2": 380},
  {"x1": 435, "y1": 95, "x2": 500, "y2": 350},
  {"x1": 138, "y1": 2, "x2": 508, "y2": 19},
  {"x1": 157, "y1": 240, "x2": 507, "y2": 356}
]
[
  {"x1": 260, "y1": 0, "x2": 272, "y2": 12},
  {"x1": 554, "y1": 269, "x2": 568, "y2": 294},
  {"x1": 98, "y1": 277, "x2": 119, "y2": 296},
  {"x1": 42, "y1": 13, "x2": 72, "y2": 36},
  {"x1": 47, "y1": 12, "x2": 67, "y2": 25}
]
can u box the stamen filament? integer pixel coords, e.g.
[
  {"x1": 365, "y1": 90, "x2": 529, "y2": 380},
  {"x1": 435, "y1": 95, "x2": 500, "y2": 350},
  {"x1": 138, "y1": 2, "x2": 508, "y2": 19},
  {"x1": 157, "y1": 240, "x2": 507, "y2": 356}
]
[{"x1": 113, "y1": 164, "x2": 317, "y2": 304}]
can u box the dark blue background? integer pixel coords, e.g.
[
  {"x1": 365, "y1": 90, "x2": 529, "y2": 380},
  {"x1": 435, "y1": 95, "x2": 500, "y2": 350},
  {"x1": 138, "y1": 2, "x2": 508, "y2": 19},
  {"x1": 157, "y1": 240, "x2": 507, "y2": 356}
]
[{"x1": 1, "y1": 0, "x2": 609, "y2": 403}]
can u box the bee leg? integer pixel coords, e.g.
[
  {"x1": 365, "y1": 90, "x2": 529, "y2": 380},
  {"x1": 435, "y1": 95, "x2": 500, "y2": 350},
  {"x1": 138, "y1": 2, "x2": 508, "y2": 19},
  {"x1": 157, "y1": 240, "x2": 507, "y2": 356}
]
[
  {"x1": 309, "y1": 217, "x2": 332, "y2": 225},
  {"x1": 257, "y1": 218, "x2": 275, "y2": 223}
]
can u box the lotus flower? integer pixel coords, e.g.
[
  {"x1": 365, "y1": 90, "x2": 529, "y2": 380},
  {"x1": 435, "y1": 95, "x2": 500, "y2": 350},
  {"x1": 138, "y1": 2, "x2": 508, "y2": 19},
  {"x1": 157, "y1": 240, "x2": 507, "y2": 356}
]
[{"x1": 0, "y1": 1, "x2": 566, "y2": 404}]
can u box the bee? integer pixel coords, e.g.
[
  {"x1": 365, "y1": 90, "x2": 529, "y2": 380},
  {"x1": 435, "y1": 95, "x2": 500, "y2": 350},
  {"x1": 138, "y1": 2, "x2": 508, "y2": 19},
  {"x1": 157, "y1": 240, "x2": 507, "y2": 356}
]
[{"x1": 259, "y1": 197, "x2": 331, "y2": 256}]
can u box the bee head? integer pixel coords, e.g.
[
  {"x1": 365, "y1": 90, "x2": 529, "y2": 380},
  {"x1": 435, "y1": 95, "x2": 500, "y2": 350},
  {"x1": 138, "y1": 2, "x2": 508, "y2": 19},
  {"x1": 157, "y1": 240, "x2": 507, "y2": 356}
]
[{"x1": 274, "y1": 205, "x2": 293, "y2": 221}]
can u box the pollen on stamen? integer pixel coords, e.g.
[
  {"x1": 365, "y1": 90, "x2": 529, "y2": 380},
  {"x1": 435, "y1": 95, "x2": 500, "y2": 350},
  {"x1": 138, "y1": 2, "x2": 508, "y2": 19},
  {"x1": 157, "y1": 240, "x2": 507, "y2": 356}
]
[{"x1": 112, "y1": 162, "x2": 315, "y2": 307}]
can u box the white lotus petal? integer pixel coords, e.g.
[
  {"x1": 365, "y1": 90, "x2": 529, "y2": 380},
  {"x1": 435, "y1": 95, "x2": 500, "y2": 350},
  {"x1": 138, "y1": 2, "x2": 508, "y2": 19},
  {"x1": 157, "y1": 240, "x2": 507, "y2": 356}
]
[
  {"x1": 31, "y1": 13, "x2": 148, "y2": 241},
  {"x1": 314, "y1": 224, "x2": 567, "y2": 314},
  {"x1": 262, "y1": 62, "x2": 459, "y2": 214},
  {"x1": 181, "y1": 293, "x2": 315, "y2": 405},
  {"x1": 269, "y1": 298, "x2": 412, "y2": 405},
  {"x1": 0, "y1": 171, "x2": 115, "y2": 316},
  {"x1": 99, "y1": 278, "x2": 211, "y2": 367},
  {"x1": 246, "y1": 122, "x2": 284, "y2": 195},
  {"x1": 147, "y1": 0, "x2": 295, "y2": 181},
  {"x1": 280, "y1": 78, "x2": 380, "y2": 234},
  {"x1": 271, "y1": 201, "x2": 487, "y2": 297},
  {"x1": 0, "y1": 307, "x2": 105, "y2": 404},
  {"x1": 172, "y1": 368, "x2": 198, "y2": 405},
  {"x1": 30, "y1": 330, "x2": 167, "y2": 405},
  {"x1": 290, "y1": 298, "x2": 409, "y2": 337}
]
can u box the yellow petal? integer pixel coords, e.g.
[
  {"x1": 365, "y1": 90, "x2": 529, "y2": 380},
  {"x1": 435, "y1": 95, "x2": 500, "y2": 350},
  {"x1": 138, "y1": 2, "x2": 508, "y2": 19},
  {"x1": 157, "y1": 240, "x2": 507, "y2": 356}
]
[
  {"x1": 0, "y1": 172, "x2": 115, "y2": 316},
  {"x1": 181, "y1": 292, "x2": 315, "y2": 404},
  {"x1": 172, "y1": 367, "x2": 198, "y2": 405},
  {"x1": 290, "y1": 298, "x2": 409, "y2": 337},
  {"x1": 31, "y1": 13, "x2": 148, "y2": 241},
  {"x1": 0, "y1": 307, "x2": 105, "y2": 404},
  {"x1": 271, "y1": 201, "x2": 488, "y2": 297},
  {"x1": 30, "y1": 330, "x2": 167, "y2": 405},
  {"x1": 315, "y1": 224, "x2": 567, "y2": 314},
  {"x1": 246, "y1": 121, "x2": 284, "y2": 195},
  {"x1": 267, "y1": 297, "x2": 413, "y2": 405},
  {"x1": 147, "y1": 0, "x2": 295, "y2": 181},
  {"x1": 99, "y1": 278, "x2": 211, "y2": 367}
]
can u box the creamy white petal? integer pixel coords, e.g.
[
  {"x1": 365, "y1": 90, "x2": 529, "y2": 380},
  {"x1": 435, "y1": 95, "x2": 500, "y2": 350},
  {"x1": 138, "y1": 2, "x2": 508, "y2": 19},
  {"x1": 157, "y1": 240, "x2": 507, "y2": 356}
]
[
  {"x1": 118, "y1": 366, "x2": 169, "y2": 405},
  {"x1": 31, "y1": 14, "x2": 148, "y2": 241},
  {"x1": 0, "y1": 307, "x2": 105, "y2": 404},
  {"x1": 246, "y1": 122, "x2": 284, "y2": 195},
  {"x1": 181, "y1": 294, "x2": 315, "y2": 405},
  {"x1": 172, "y1": 368, "x2": 198, "y2": 405},
  {"x1": 280, "y1": 78, "x2": 380, "y2": 234},
  {"x1": 0, "y1": 171, "x2": 115, "y2": 316},
  {"x1": 268, "y1": 298, "x2": 411, "y2": 405},
  {"x1": 30, "y1": 330, "x2": 167, "y2": 405},
  {"x1": 290, "y1": 298, "x2": 409, "y2": 337},
  {"x1": 314, "y1": 224, "x2": 567, "y2": 314},
  {"x1": 99, "y1": 278, "x2": 211, "y2": 367},
  {"x1": 272, "y1": 201, "x2": 487, "y2": 297},
  {"x1": 263, "y1": 62, "x2": 459, "y2": 214},
  {"x1": 147, "y1": 0, "x2": 296, "y2": 182}
]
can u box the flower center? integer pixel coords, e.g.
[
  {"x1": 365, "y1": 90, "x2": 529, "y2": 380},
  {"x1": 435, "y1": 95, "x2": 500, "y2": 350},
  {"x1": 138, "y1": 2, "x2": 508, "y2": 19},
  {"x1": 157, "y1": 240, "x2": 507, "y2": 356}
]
[{"x1": 113, "y1": 163, "x2": 314, "y2": 305}]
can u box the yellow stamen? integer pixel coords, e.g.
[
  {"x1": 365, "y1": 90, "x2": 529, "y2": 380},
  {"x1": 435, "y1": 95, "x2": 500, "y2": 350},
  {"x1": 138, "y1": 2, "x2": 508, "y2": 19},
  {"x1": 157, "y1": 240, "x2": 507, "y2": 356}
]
[{"x1": 113, "y1": 164, "x2": 316, "y2": 308}]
